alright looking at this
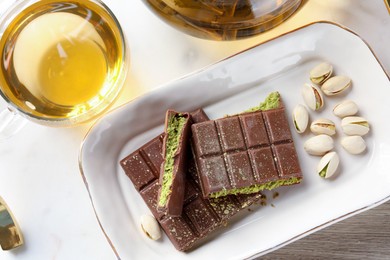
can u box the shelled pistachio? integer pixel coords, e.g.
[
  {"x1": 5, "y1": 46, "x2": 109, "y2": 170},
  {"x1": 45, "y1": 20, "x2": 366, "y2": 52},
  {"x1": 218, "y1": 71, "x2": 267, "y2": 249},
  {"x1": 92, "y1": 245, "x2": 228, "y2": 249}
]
[
  {"x1": 333, "y1": 100, "x2": 358, "y2": 118},
  {"x1": 317, "y1": 151, "x2": 340, "y2": 179},
  {"x1": 304, "y1": 134, "x2": 334, "y2": 156},
  {"x1": 341, "y1": 136, "x2": 367, "y2": 155},
  {"x1": 321, "y1": 76, "x2": 352, "y2": 96},
  {"x1": 310, "y1": 118, "x2": 336, "y2": 136},
  {"x1": 140, "y1": 214, "x2": 161, "y2": 240},
  {"x1": 310, "y1": 62, "x2": 333, "y2": 85},
  {"x1": 341, "y1": 116, "x2": 370, "y2": 136},
  {"x1": 302, "y1": 83, "x2": 324, "y2": 111},
  {"x1": 292, "y1": 104, "x2": 309, "y2": 133}
]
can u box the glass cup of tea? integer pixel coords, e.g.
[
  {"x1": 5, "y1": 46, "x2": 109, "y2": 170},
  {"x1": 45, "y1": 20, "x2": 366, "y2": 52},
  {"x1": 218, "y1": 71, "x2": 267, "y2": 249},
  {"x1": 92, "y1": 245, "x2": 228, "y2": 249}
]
[
  {"x1": 142, "y1": 0, "x2": 302, "y2": 40},
  {"x1": 0, "y1": 0, "x2": 128, "y2": 140}
]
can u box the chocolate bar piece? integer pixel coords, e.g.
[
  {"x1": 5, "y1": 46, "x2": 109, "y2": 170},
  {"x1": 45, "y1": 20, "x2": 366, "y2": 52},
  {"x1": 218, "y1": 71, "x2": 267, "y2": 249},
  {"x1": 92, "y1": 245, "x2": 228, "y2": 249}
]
[
  {"x1": 192, "y1": 94, "x2": 302, "y2": 198},
  {"x1": 157, "y1": 110, "x2": 191, "y2": 216},
  {"x1": 120, "y1": 109, "x2": 262, "y2": 251}
]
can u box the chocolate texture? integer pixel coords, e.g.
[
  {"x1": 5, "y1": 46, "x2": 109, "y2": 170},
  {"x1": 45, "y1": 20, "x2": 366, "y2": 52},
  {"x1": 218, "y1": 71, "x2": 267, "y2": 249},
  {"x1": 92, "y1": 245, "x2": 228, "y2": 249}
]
[
  {"x1": 191, "y1": 103, "x2": 302, "y2": 198},
  {"x1": 120, "y1": 109, "x2": 262, "y2": 251},
  {"x1": 157, "y1": 110, "x2": 191, "y2": 216}
]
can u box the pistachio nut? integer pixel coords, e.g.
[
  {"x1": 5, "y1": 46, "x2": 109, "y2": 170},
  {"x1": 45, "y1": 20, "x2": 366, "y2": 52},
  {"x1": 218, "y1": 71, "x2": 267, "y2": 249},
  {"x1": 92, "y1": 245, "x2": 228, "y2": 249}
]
[
  {"x1": 317, "y1": 151, "x2": 340, "y2": 179},
  {"x1": 302, "y1": 83, "x2": 324, "y2": 111},
  {"x1": 333, "y1": 100, "x2": 359, "y2": 118},
  {"x1": 140, "y1": 214, "x2": 161, "y2": 240},
  {"x1": 304, "y1": 134, "x2": 334, "y2": 156},
  {"x1": 341, "y1": 136, "x2": 367, "y2": 155},
  {"x1": 292, "y1": 104, "x2": 309, "y2": 133},
  {"x1": 321, "y1": 76, "x2": 352, "y2": 96},
  {"x1": 341, "y1": 116, "x2": 370, "y2": 136},
  {"x1": 310, "y1": 118, "x2": 336, "y2": 136},
  {"x1": 310, "y1": 62, "x2": 333, "y2": 85}
]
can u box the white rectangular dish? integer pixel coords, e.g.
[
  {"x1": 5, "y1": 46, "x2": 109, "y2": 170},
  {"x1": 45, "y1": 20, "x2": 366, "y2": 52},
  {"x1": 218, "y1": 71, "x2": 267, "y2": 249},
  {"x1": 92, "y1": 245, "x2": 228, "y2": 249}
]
[{"x1": 79, "y1": 22, "x2": 390, "y2": 259}]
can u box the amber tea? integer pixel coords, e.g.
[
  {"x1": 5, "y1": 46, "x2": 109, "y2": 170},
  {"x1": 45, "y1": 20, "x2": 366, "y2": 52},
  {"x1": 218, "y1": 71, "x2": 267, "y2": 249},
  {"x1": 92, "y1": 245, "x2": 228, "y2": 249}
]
[
  {"x1": 0, "y1": 0, "x2": 127, "y2": 125},
  {"x1": 143, "y1": 0, "x2": 302, "y2": 40}
]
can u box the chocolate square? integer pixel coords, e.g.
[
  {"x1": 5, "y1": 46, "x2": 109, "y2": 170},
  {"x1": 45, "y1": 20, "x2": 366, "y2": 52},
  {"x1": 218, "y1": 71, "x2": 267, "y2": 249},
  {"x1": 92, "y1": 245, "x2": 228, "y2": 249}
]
[
  {"x1": 239, "y1": 112, "x2": 269, "y2": 148},
  {"x1": 192, "y1": 121, "x2": 222, "y2": 157},
  {"x1": 184, "y1": 197, "x2": 219, "y2": 235},
  {"x1": 263, "y1": 108, "x2": 292, "y2": 144},
  {"x1": 216, "y1": 117, "x2": 245, "y2": 152},
  {"x1": 159, "y1": 216, "x2": 197, "y2": 250},
  {"x1": 141, "y1": 137, "x2": 164, "y2": 175},
  {"x1": 226, "y1": 151, "x2": 255, "y2": 188},
  {"x1": 249, "y1": 147, "x2": 279, "y2": 183},
  {"x1": 272, "y1": 142, "x2": 302, "y2": 178},
  {"x1": 121, "y1": 151, "x2": 158, "y2": 191},
  {"x1": 198, "y1": 156, "x2": 230, "y2": 195}
]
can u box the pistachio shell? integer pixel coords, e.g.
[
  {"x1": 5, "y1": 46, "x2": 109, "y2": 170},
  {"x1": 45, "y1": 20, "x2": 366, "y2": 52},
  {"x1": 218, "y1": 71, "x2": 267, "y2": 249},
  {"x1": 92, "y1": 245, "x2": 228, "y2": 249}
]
[
  {"x1": 302, "y1": 83, "x2": 324, "y2": 111},
  {"x1": 310, "y1": 62, "x2": 333, "y2": 85},
  {"x1": 310, "y1": 118, "x2": 336, "y2": 136},
  {"x1": 304, "y1": 134, "x2": 334, "y2": 156},
  {"x1": 341, "y1": 116, "x2": 370, "y2": 136},
  {"x1": 317, "y1": 151, "x2": 339, "y2": 178},
  {"x1": 333, "y1": 100, "x2": 359, "y2": 118},
  {"x1": 292, "y1": 104, "x2": 309, "y2": 133},
  {"x1": 321, "y1": 76, "x2": 352, "y2": 96},
  {"x1": 341, "y1": 136, "x2": 367, "y2": 155},
  {"x1": 140, "y1": 214, "x2": 161, "y2": 240}
]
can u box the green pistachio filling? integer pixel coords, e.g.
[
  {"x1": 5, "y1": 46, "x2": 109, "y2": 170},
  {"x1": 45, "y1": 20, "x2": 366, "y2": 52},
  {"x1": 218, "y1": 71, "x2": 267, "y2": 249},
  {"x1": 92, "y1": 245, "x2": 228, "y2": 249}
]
[
  {"x1": 210, "y1": 177, "x2": 301, "y2": 198},
  {"x1": 158, "y1": 114, "x2": 187, "y2": 207},
  {"x1": 313, "y1": 88, "x2": 322, "y2": 110},
  {"x1": 294, "y1": 119, "x2": 300, "y2": 132},
  {"x1": 319, "y1": 163, "x2": 329, "y2": 178},
  {"x1": 354, "y1": 122, "x2": 369, "y2": 127},
  {"x1": 244, "y1": 92, "x2": 280, "y2": 112}
]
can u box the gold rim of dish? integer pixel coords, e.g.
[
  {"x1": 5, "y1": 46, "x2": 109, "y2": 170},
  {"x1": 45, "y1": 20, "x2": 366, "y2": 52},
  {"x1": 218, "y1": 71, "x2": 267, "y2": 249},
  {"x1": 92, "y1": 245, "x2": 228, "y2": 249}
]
[{"x1": 78, "y1": 21, "x2": 390, "y2": 259}]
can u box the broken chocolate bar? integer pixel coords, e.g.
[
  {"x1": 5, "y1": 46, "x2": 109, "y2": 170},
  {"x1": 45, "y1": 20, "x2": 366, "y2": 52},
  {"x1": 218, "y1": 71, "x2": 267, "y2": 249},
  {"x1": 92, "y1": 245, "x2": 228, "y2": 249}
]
[
  {"x1": 192, "y1": 94, "x2": 302, "y2": 198},
  {"x1": 120, "y1": 109, "x2": 262, "y2": 251},
  {"x1": 157, "y1": 110, "x2": 191, "y2": 216}
]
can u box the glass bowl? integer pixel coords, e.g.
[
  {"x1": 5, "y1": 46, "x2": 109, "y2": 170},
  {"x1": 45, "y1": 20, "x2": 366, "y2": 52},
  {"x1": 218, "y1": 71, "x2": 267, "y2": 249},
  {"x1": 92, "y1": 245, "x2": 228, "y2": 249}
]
[{"x1": 142, "y1": 0, "x2": 302, "y2": 40}]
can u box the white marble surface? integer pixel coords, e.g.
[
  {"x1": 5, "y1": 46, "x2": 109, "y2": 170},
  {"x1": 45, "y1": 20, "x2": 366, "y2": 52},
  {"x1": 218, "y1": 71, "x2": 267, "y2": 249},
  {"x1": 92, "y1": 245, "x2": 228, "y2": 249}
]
[{"x1": 0, "y1": 1, "x2": 389, "y2": 259}]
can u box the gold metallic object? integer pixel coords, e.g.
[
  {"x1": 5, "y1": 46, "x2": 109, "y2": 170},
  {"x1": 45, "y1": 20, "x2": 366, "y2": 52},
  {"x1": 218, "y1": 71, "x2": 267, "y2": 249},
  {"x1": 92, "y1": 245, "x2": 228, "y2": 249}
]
[
  {"x1": 385, "y1": 0, "x2": 390, "y2": 13},
  {"x1": 0, "y1": 196, "x2": 23, "y2": 250}
]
